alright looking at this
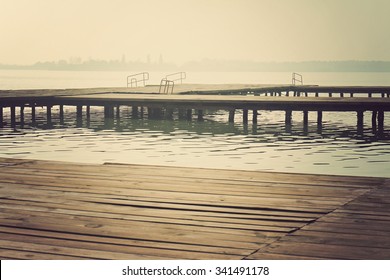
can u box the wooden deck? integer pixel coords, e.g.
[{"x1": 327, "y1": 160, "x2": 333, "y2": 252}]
[{"x1": 0, "y1": 157, "x2": 389, "y2": 260}]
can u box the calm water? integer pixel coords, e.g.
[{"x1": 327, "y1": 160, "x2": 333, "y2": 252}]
[{"x1": 1, "y1": 70, "x2": 390, "y2": 177}]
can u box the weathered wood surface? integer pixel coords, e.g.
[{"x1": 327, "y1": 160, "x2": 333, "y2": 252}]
[
  {"x1": 1, "y1": 86, "x2": 390, "y2": 112},
  {"x1": 0, "y1": 157, "x2": 388, "y2": 259},
  {"x1": 52, "y1": 94, "x2": 390, "y2": 111},
  {"x1": 0, "y1": 84, "x2": 288, "y2": 99}
]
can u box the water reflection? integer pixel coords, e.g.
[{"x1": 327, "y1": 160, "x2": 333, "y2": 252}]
[{"x1": 0, "y1": 106, "x2": 389, "y2": 177}]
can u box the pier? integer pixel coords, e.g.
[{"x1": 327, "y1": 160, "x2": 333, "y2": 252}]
[
  {"x1": 0, "y1": 157, "x2": 389, "y2": 260},
  {"x1": 1, "y1": 84, "x2": 390, "y2": 132},
  {"x1": 1, "y1": 84, "x2": 390, "y2": 259}
]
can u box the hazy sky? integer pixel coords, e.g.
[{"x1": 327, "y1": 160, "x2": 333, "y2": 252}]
[{"x1": 1, "y1": 0, "x2": 389, "y2": 64}]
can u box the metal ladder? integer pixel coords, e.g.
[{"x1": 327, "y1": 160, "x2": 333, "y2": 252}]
[
  {"x1": 165, "y1": 72, "x2": 186, "y2": 84},
  {"x1": 292, "y1": 72, "x2": 303, "y2": 85},
  {"x1": 159, "y1": 78, "x2": 174, "y2": 94},
  {"x1": 127, "y1": 72, "x2": 149, "y2": 87}
]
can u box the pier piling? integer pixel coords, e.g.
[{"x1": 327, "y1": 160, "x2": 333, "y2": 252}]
[
  {"x1": 10, "y1": 106, "x2": 16, "y2": 127},
  {"x1": 285, "y1": 110, "x2": 292, "y2": 126},
  {"x1": 0, "y1": 106, "x2": 3, "y2": 127},
  {"x1": 59, "y1": 105, "x2": 64, "y2": 124},
  {"x1": 197, "y1": 109, "x2": 204, "y2": 121},
  {"x1": 228, "y1": 110, "x2": 235, "y2": 123},
  {"x1": 20, "y1": 106, "x2": 25, "y2": 126},
  {"x1": 243, "y1": 109, "x2": 248, "y2": 124},
  {"x1": 46, "y1": 105, "x2": 52, "y2": 126},
  {"x1": 252, "y1": 110, "x2": 258, "y2": 124}
]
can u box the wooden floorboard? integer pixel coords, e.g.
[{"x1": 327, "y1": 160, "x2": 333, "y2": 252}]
[
  {"x1": 246, "y1": 179, "x2": 390, "y2": 260},
  {"x1": 0, "y1": 158, "x2": 388, "y2": 259}
]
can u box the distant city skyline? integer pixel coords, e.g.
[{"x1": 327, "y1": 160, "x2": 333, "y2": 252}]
[
  {"x1": 1, "y1": 0, "x2": 389, "y2": 65},
  {"x1": 1, "y1": 58, "x2": 390, "y2": 72}
]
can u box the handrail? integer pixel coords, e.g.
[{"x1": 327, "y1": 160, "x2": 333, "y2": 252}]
[
  {"x1": 127, "y1": 72, "x2": 149, "y2": 87},
  {"x1": 165, "y1": 72, "x2": 186, "y2": 84},
  {"x1": 292, "y1": 72, "x2": 303, "y2": 85},
  {"x1": 159, "y1": 78, "x2": 174, "y2": 94}
]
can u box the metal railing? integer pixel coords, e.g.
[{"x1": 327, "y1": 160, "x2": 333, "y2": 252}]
[
  {"x1": 159, "y1": 78, "x2": 174, "y2": 94},
  {"x1": 292, "y1": 72, "x2": 303, "y2": 85},
  {"x1": 127, "y1": 72, "x2": 149, "y2": 87},
  {"x1": 165, "y1": 72, "x2": 186, "y2": 84}
]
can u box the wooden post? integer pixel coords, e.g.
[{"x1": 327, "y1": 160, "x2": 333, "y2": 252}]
[
  {"x1": 228, "y1": 109, "x2": 235, "y2": 123},
  {"x1": 104, "y1": 106, "x2": 114, "y2": 127},
  {"x1": 378, "y1": 110, "x2": 384, "y2": 132},
  {"x1": 77, "y1": 105, "x2": 83, "y2": 119},
  {"x1": 315, "y1": 92, "x2": 319, "y2": 97},
  {"x1": 85, "y1": 105, "x2": 91, "y2": 126},
  {"x1": 243, "y1": 109, "x2": 248, "y2": 124},
  {"x1": 59, "y1": 105, "x2": 64, "y2": 124},
  {"x1": 147, "y1": 107, "x2": 153, "y2": 119},
  {"x1": 10, "y1": 106, "x2": 16, "y2": 127},
  {"x1": 132, "y1": 106, "x2": 138, "y2": 119},
  {"x1": 86, "y1": 106, "x2": 91, "y2": 122},
  {"x1": 0, "y1": 106, "x2": 3, "y2": 127},
  {"x1": 317, "y1": 111, "x2": 323, "y2": 133},
  {"x1": 372, "y1": 111, "x2": 377, "y2": 130},
  {"x1": 197, "y1": 109, "x2": 204, "y2": 122},
  {"x1": 140, "y1": 106, "x2": 144, "y2": 119},
  {"x1": 252, "y1": 110, "x2": 258, "y2": 124},
  {"x1": 76, "y1": 105, "x2": 83, "y2": 127},
  {"x1": 317, "y1": 111, "x2": 323, "y2": 125},
  {"x1": 286, "y1": 90, "x2": 289, "y2": 97},
  {"x1": 357, "y1": 111, "x2": 364, "y2": 133},
  {"x1": 178, "y1": 109, "x2": 186, "y2": 120},
  {"x1": 303, "y1": 111, "x2": 308, "y2": 126},
  {"x1": 303, "y1": 111, "x2": 309, "y2": 133},
  {"x1": 104, "y1": 106, "x2": 114, "y2": 119},
  {"x1": 46, "y1": 105, "x2": 52, "y2": 126},
  {"x1": 20, "y1": 106, "x2": 25, "y2": 126},
  {"x1": 31, "y1": 105, "x2": 36, "y2": 124},
  {"x1": 116, "y1": 105, "x2": 120, "y2": 119},
  {"x1": 303, "y1": 110, "x2": 308, "y2": 134},
  {"x1": 186, "y1": 109, "x2": 192, "y2": 121},
  {"x1": 329, "y1": 92, "x2": 333, "y2": 97},
  {"x1": 165, "y1": 108, "x2": 173, "y2": 120},
  {"x1": 285, "y1": 110, "x2": 292, "y2": 126}
]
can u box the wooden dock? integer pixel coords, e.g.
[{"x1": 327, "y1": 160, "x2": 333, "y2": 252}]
[
  {"x1": 0, "y1": 157, "x2": 389, "y2": 260},
  {"x1": 1, "y1": 84, "x2": 390, "y2": 131}
]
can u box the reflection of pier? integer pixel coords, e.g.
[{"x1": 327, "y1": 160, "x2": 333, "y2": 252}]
[{"x1": 1, "y1": 84, "x2": 389, "y2": 134}]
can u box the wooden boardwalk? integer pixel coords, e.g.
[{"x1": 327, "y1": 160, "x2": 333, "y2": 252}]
[{"x1": 0, "y1": 157, "x2": 389, "y2": 260}]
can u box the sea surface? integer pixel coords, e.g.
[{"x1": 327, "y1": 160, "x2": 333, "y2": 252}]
[{"x1": 0, "y1": 69, "x2": 389, "y2": 178}]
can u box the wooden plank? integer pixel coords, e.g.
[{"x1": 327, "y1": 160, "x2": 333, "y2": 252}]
[
  {"x1": 0, "y1": 202, "x2": 306, "y2": 230},
  {"x1": 0, "y1": 232, "x2": 241, "y2": 260},
  {"x1": 248, "y1": 241, "x2": 390, "y2": 260},
  {"x1": 245, "y1": 252, "x2": 327, "y2": 260},
  {"x1": 5, "y1": 158, "x2": 382, "y2": 188},
  {"x1": 286, "y1": 230, "x2": 390, "y2": 249},
  {"x1": 0, "y1": 196, "x2": 314, "y2": 223},
  {"x1": 0, "y1": 239, "x2": 170, "y2": 260},
  {"x1": 0, "y1": 180, "x2": 347, "y2": 211},
  {"x1": 0, "y1": 249, "x2": 91, "y2": 260},
  {"x1": 0, "y1": 165, "x2": 372, "y2": 198},
  {"x1": 0, "y1": 214, "x2": 268, "y2": 249},
  {"x1": 0, "y1": 226, "x2": 254, "y2": 256}
]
